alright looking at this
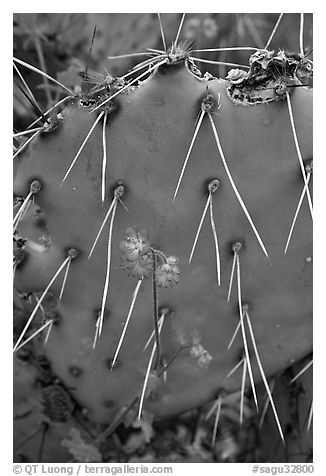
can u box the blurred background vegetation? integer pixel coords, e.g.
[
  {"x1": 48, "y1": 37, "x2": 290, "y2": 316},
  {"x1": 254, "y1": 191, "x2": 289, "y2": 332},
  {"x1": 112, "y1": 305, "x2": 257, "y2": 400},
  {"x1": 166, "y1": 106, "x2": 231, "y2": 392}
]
[{"x1": 13, "y1": 13, "x2": 313, "y2": 128}]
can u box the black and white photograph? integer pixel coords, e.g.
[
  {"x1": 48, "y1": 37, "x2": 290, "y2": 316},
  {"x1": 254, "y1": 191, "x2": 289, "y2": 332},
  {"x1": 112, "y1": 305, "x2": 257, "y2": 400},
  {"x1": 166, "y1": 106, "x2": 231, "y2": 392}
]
[{"x1": 12, "y1": 11, "x2": 313, "y2": 467}]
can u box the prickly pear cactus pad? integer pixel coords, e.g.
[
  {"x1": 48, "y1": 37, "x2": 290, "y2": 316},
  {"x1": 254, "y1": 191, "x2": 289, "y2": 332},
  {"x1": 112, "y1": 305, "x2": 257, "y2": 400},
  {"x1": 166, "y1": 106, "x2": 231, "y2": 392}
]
[{"x1": 13, "y1": 13, "x2": 313, "y2": 463}]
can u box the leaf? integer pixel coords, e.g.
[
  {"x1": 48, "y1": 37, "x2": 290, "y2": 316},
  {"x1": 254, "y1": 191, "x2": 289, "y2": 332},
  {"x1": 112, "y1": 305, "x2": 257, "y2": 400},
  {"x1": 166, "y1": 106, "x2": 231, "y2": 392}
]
[{"x1": 61, "y1": 428, "x2": 102, "y2": 463}]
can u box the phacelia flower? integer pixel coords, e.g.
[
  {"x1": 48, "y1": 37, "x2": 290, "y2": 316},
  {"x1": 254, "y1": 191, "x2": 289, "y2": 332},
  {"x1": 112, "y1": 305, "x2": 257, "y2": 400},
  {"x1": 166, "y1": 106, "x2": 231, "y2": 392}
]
[
  {"x1": 190, "y1": 343, "x2": 213, "y2": 369},
  {"x1": 120, "y1": 253, "x2": 153, "y2": 279},
  {"x1": 119, "y1": 227, "x2": 151, "y2": 261},
  {"x1": 189, "y1": 331, "x2": 213, "y2": 369},
  {"x1": 155, "y1": 256, "x2": 180, "y2": 288}
]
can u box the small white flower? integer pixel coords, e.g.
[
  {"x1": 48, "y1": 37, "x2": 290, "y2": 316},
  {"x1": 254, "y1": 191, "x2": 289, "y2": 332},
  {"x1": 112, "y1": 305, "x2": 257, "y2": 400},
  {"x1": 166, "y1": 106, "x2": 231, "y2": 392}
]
[
  {"x1": 190, "y1": 331, "x2": 212, "y2": 369},
  {"x1": 190, "y1": 343, "x2": 213, "y2": 369},
  {"x1": 155, "y1": 256, "x2": 180, "y2": 288},
  {"x1": 119, "y1": 227, "x2": 151, "y2": 261}
]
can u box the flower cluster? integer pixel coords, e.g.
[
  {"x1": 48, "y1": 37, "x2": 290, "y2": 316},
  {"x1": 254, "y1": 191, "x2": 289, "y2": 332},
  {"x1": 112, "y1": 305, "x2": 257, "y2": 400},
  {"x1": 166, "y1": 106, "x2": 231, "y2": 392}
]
[
  {"x1": 119, "y1": 227, "x2": 180, "y2": 285},
  {"x1": 155, "y1": 256, "x2": 180, "y2": 288},
  {"x1": 189, "y1": 331, "x2": 213, "y2": 369},
  {"x1": 190, "y1": 343, "x2": 213, "y2": 369},
  {"x1": 119, "y1": 227, "x2": 152, "y2": 279}
]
